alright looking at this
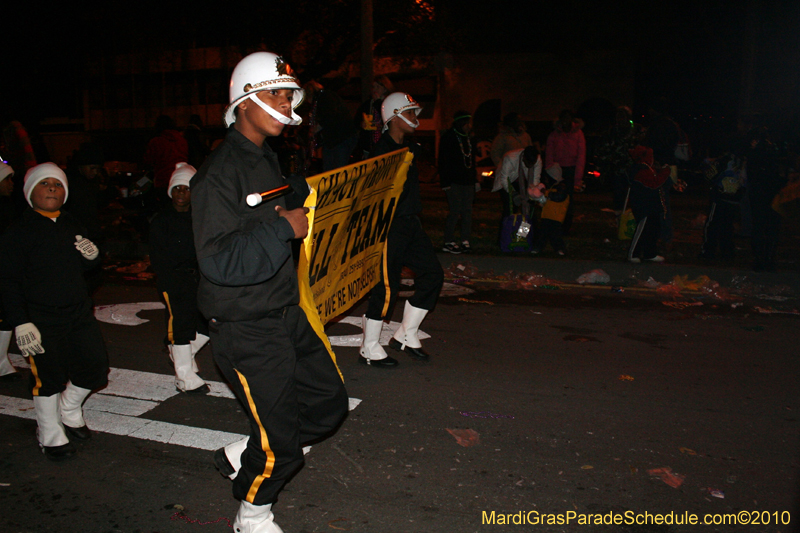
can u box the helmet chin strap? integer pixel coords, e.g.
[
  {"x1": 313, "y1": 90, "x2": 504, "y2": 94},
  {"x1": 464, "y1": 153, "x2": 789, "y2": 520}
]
[
  {"x1": 384, "y1": 112, "x2": 419, "y2": 132},
  {"x1": 398, "y1": 113, "x2": 419, "y2": 130},
  {"x1": 248, "y1": 94, "x2": 302, "y2": 126}
]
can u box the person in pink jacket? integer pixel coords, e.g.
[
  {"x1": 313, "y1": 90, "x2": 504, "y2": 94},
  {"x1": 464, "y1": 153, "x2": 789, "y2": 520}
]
[{"x1": 545, "y1": 109, "x2": 586, "y2": 191}]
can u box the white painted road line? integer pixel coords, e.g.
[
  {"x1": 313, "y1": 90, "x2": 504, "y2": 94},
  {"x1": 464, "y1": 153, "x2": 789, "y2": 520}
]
[
  {"x1": 1, "y1": 354, "x2": 361, "y2": 452},
  {"x1": 0, "y1": 395, "x2": 244, "y2": 451},
  {"x1": 91, "y1": 304, "x2": 446, "y2": 348}
]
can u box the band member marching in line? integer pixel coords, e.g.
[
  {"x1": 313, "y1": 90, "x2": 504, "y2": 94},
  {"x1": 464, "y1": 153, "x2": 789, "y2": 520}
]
[
  {"x1": 149, "y1": 162, "x2": 210, "y2": 394},
  {"x1": 359, "y1": 92, "x2": 444, "y2": 368},
  {"x1": 0, "y1": 163, "x2": 109, "y2": 460},
  {"x1": 191, "y1": 52, "x2": 348, "y2": 533}
]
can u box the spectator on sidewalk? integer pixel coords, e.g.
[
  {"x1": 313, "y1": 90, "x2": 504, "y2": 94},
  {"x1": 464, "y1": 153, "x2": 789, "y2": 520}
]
[
  {"x1": 530, "y1": 163, "x2": 570, "y2": 256},
  {"x1": 626, "y1": 146, "x2": 669, "y2": 263},
  {"x1": 699, "y1": 152, "x2": 745, "y2": 261},
  {"x1": 642, "y1": 106, "x2": 680, "y2": 247},
  {"x1": 493, "y1": 146, "x2": 542, "y2": 218},
  {"x1": 490, "y1": 112, "x2": 532, "y2": 167},
  {"x1": 595, "y1": 106, "x2": 638, "y2": 214},
  {"x1": 546, "y1": 109, "x2": 586, "y2": 192},
  {"x1": 439, "y1": 111, "x2": 477, "y2": 254},
  {"x1": 546, "y1": 109, "x2": 585, "y2": 234}
]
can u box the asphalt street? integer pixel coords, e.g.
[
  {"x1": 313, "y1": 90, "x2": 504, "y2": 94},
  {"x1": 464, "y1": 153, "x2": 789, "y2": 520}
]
[{"x1": 1, "y1": 259, "x2": 798, "y2": 533}]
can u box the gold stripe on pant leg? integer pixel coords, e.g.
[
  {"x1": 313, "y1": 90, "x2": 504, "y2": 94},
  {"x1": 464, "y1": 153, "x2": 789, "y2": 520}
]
[{"x1": 235, "y1": 369, "x2": 276, "y2": 503}]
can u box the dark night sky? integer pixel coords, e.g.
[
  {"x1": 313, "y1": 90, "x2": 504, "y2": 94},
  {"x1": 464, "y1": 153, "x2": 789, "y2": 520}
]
[{"x1": 3, "y1": 1, "x2": 798, "y2": 127}]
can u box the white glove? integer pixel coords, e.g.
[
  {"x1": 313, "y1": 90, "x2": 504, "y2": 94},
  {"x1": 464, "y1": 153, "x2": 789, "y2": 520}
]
[
  {"x1": 74, "y1": 235, "x2": 99, "y2": 260},
  {"x1": 15, "y1": 323, "x2": 45, "y2": 356}
]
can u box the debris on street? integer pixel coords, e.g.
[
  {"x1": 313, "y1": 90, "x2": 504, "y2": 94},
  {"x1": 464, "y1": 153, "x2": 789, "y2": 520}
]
[
  {"x1": 576, "y1": 269, "x2": 611, "y2": 285},
  {"x1": 647, "y1": 467, "x2": 685, "y2": 488},
  {"x1": 460, "y1": 411, "x2": 514, "y2": 419},
  {"x1": 446, "y1": 428, "x2": 480, "y2": 447}
]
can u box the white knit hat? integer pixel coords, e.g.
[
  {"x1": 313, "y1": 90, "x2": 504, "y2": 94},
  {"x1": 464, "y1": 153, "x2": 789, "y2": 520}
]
[
  {"x1": 0, "y1": 162, "x2": 14, "y2": 183},
  {"x1": 168, "y1": 162, "x2": 196, "y2": 198},
  {"x1": 23, "y1": 163, "x2": 69, "y2": 207}
]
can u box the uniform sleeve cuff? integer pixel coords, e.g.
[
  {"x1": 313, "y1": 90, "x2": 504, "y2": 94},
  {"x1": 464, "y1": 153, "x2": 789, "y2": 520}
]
[{"x1": 274, "y1": 217, "x2": 296, "y2": 241}]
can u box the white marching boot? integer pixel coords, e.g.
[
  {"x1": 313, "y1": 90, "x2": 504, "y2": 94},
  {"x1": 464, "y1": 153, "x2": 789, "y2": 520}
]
[
  {"x1": 359, "y1": 316, "x2": 397, "y2": 368},
  {"x1": 34, "y1": 394, "x2": 75, "y2": 461},
  {"x1": 189, "y1": 333, "x2": 210, "y2": 372},
  {"x1": 59, "y1": 382, "x2": 93, "y2": 440},
  {"x1": 388, "y1": 301, "x2": 431, "y2": 360},
  {"x1": 0, "y1": 330, "x2": 18, "y2": 378},
  {"x1": 214, "y1": 436, "x2": 249, "y2": 479},
  {"x1": 172, "y1": 344, "x2": 209, "y2": 394},
  {"x1": 233, "y1": 501, "x2": 283, "y2": 533}
]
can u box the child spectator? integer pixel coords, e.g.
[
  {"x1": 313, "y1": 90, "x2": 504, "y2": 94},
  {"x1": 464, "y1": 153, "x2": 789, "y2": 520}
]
[
  {"x1": 149, "y1": 163, "x2": 209, "y2": 394},
  {"x1": 0, "y1": 163, "x2": 109, "y2": 460},
  {"x1": 699, "y1": 153, "x2": 745, "y2": 260},
  {"x1": 530, "y1": 164, "x2": 570, "y2": 256},
  {"x1": 626, "y1": 146, "x2": 670, "y2": 263}
]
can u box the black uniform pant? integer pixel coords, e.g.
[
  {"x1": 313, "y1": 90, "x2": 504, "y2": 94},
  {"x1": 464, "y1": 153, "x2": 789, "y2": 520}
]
[
  {"x1": 28, "y1": 299, "x2": 109, "y2": 398},
  {"x1": 209, "y1": 305, "x2": 348, "y2": 505},
  {"x1": 366, "y1": 215, "x2": 444, "y2": 320},
  {"x1": 162, "y1": 278, "x2": 207, "y2": 345}
]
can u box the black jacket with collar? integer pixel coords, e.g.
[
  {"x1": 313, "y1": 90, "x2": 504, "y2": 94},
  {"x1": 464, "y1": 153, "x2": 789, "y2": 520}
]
[
  {"x1": 192, "y1": 127, "x2": 307, "y2": 322},
  {"x1": 0, "y1": 209, "x2": 97, "y2": 327},
  {"x1": 371, "y1": 133, "x2": 422, "y2": 217}
]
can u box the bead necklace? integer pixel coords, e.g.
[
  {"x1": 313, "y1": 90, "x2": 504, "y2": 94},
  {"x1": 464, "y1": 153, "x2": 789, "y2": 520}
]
[{"x1": 456, "y1": 129, "x2": 473, "y2": 169}]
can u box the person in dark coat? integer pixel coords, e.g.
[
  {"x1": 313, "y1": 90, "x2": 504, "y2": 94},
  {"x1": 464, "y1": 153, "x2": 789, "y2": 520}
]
[
  {"x1": 191, "y1": 52, "x2": 347, "y2": 533},
  {"x1": 626, "y1": 146, "x2": 670, "y2": 263},
  {"x1": 438, "y1": 111, "x2": 477, "y2": 253},
  {"x1": 149, "y1": 163, "x2": 209, "y2": 394},
  {"x1": 359, "y1": 92, "x2": 444, "y2": 368}
]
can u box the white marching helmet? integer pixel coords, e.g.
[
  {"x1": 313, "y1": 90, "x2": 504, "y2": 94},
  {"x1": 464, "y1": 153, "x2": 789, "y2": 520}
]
[
  {"x1": 381, "y1": 92, "x2": 422, "y2": 132},
  {"x1": 224, "y1": 52, "x2": 305, "y2": 128}
]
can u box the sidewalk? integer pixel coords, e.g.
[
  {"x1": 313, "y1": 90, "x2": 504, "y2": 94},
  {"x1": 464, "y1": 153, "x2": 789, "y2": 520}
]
[{"x1": 436, "y1": 252, "x2": 800, "y2": 297}]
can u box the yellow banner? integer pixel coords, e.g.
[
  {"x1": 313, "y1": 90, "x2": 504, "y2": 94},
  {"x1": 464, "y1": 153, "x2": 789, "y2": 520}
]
[{"x1": 297, "y1": 149, "x2": 412, "y2": 329}]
